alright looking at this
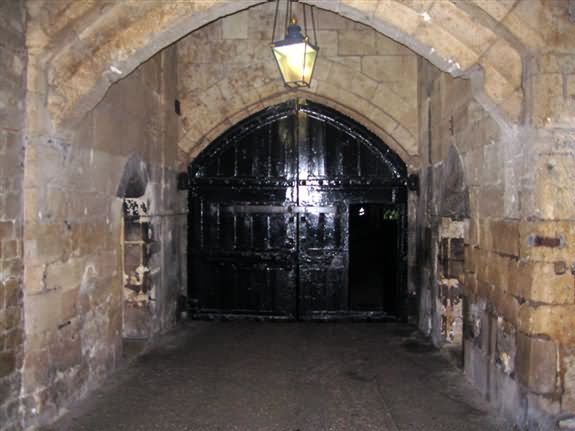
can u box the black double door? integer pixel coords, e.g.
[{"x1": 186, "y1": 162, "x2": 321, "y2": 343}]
[{"x1": 188, "y1": 101, "x2": 407, "y2": 320}]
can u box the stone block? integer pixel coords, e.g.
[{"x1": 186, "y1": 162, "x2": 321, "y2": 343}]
[
  {"x1": 506, "y1": 258, "x2": 531, "y2": 299},
  {"x1": 4, "y1": 328, "x2": 23, "y2": 352},
  {"x1": 467, "y1": 216, "x2": 480, "y2": 246},
  {"x1": 532, "y1": 73, "x2": 565, "y2": 127},
  {"x1": 361, "y1": 55, "x2": 417, "y2": 83},
  {"x1": 415, "y1": 21, "x2": 478, "y2": 71},
  {"x1": 501, "y1": 0, "x2": 546, "y2": 50},
  {"x1": 475, "y1": 248, "x2": 489, "y2": 285},
  {"x1": 0, "y1": 221, "x2": 14, "y2": 240},
  {"x1": 519, "y1": 303, "x2": 575, "y2": 345},
  {"x1": 375, "y1": 33, "x2": 411, "y2": 55},
  {"x1": 2, "y1": 192, "x2": 20, "y2": 220},
  {"x1": 516, "y1": 332, "x2": 557, "y2": 394},
  {"x1": 463, "y1": 147, "x2": 483, "y2": 187},
  {"x1": 0, "y1": 352, "x2": 16, "y2": 379},
  {"x1": 567, "y1": 74, "x2": 575, "y2": 101},
  {"x1": 490, "y1": 289, "x2": 520, "y2": 325},
  {"x1": 60, "y1": 288, "x2": 78, "y2": 322},
  {"x1": 1, "y1": 240, "x2": 19, "y2": 260},
  {"x1": 316, "y1": 30, "x2": 338, "y2": 57},
  {"x1": 44, "y1": 186, "x2": 68, "y2": 221},
  {"x1": 50, "y1": 324, "x2": 82, "y2": 373},
  {"x1": 529, "y1": 262, "x2": 574, "y2": 304},
  {"x1": 25, "y1": 289, "x2": 61, "y2": 335},
  {"x1": 4, "y1": 279, "x2": 21, "y2": 307},
  {"x1": 21, "y1": 346, "x2": 54, "y2": 390},
  {"x1": 431, "y1": 0, "x2": 497, "y2": 54},
  {"x1": 141, "y1": 53, "x2": 162, "y2": 94},
  {"x1": 485, "y1": 253, "x2": 509, "y2": 296},
  {"x1": 482, "y1": 253, "x2": 509, "y2": 291},
  {"x1": 338, "y1": 29, "x2": 377, "y2": 56},
  {"x1": 2, "y1": 305, "x2": 20, "y2": 332},
  {"x1": 495, "y1": 318, "x2": 516, "y2": 374},
  {"x1": 364, "y1": 106, "x2": 398, "y2": 140},
  {"x1": 490, "y1": 220, "x2": 519, "y2": 257},
  {"x1": 484, "y1": 64, "x2": 517, "y2": 107},
  {"x1": 328, "y1": 63, "x2": 378, "y2": 101},
  {"x1": 533, "y1": 154, "x2": 575, "y2": 220},
  {"x1": 563, "y1": 354, "x2": 575, "y2": 412},
  {"x1": 374, "y1": 1, "x2": 423, "y2": 35},
  {"x1": 179, "y1": 63, "x2": 224, "y2": 93},
  {"x1": 0, "y1": 374, "x2": 17, "y2": 408},
  {"x1": 477, "y1": 185, "x2": 504, "y2": 218},
  {"x1": 483, "y1": 39, "x2": 522, "y2": 87},
  {"x1": 470, "y1": 0, "x2": 516, "y2": 21},
  {"x1": 481, "y1": 141, "x2": 503, "y2": 186}
]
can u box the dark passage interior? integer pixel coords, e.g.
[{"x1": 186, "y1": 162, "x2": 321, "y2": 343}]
[
  {"x1": 349, "y1": 204, "x2": 400, "y2": 316},
  {"x1": 188, "y1": 101, "x2": 407, "y2": 321}
]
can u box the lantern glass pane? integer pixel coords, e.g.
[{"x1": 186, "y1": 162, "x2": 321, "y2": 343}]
[{"x1": 273, "y1": 41, "x2": 318, "y2": 87}]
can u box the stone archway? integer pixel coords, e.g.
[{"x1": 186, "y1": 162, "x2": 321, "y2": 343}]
[
  {"x1": 178, "y1": 90, "x2": 418, "y2": 170},
  {"x1": 172, "y1": 3, "x2": 423, "y2": 170},
  {"x1": 25, "y1": 0, "x2": 532, "y2": 134},
  {"x1": 19, "y1": 1, "x2": 575, "y2": 430}
]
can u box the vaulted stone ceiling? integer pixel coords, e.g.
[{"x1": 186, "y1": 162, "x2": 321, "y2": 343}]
[
  {"x1": 27, "y1": 0, "x2": 575, "y2": 133},
  {"x1": 175, "y1": 4, "x2": 420, "y2": 168}
]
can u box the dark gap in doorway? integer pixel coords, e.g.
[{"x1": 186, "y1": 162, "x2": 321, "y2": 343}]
[{"x1": 349, "y1": 203, "x2": 400, "y2": 317}]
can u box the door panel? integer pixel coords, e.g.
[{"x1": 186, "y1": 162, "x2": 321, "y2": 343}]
[
  {"x1": 189, "y1": 100, "x2": 407, "y2": 320},
  {"x1": 298, "y1": 204, "x2": 347, "y2": 318}
]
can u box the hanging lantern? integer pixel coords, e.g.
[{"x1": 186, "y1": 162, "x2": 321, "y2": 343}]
[{"x1": 271, "y1": 0, "x2": 319, "y2": 88}]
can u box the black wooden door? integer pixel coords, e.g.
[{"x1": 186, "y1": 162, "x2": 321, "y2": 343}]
[{"x1": 188, "y1": 100, "x2": 407, "y2": 320}]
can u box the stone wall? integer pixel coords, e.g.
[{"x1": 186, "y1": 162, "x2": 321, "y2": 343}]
[
  {"x1": 0, "y1": 1, "x2": 26, "y2": 430},
  {"x1": 26, "y1": 1, "x2": 528, "y2": 132},
  {"x1": 14, "y1": 1, "x2": 575, "y2": 430},
  {"x1": 518, "y1": 25, "x2": 575, "y2": 426},
  {"x1": 417, "y1": 39, "x2": 575, "y2": 426},
  {"x1": 20, "y1": 45, "x2": 183, "y2": 428},
  {"x1": 415, "y1": 57, "x2": 527, "y2": 419},
  {"x1": 176, "y1": 3, "x2": 419, "y2": 168}
]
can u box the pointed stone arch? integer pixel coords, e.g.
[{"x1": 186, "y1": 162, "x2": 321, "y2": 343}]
[
  {"x1": 26, "y1": 0, "x2": 538, "y2": 133},
  {"x1": 178, "y1": 89, "x2": 419, "y2": 170}
]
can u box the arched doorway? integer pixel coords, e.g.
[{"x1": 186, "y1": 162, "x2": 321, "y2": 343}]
[{"x1": 188, "y1": 100, "x2": 408, "y2": 320}]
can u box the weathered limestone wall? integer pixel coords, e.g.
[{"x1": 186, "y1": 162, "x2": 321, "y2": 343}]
[
  {"x1": 417, "y1": 14, "x2": 575, "y2": 423},
  {"x1": 517, "y1": 19, "x2": 575, "y2": 425},
  {"x1": 415, "y1": 58, "x2": 531, "y2": 422},
  {"x1": 17, "y1": 1, "x2": 575, "y2": 429},
  {"x1": 0, "y1": 1, "x2": 26, "y2": 430},
  {"x1": 416, "y1": 59, "x2": 494, "y2": 345},
  {"x1": 21, "y1": 45, "x2": 182, "y2": 427},
  {"x1": 176, "y1": 3, "x2": 419, "y2": 168},
  {"x1": 26, "y1": 0, "x2": 528, "y2": 131}
]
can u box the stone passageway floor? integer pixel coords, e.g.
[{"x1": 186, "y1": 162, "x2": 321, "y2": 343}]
[{"x1": 43, "y1": 322, "x2": 511, "y2": 431}]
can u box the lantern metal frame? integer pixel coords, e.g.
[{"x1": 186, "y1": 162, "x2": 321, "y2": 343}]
[{"x1": 271, "y1": 0, "x2": 319, "y2": 88}]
